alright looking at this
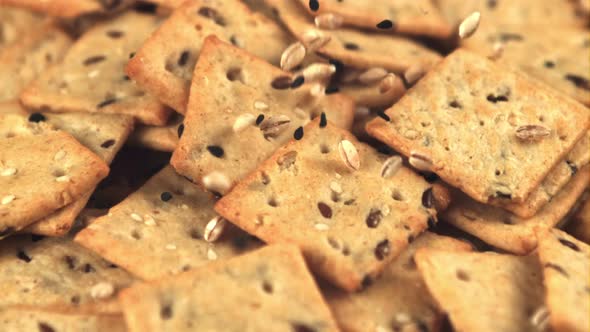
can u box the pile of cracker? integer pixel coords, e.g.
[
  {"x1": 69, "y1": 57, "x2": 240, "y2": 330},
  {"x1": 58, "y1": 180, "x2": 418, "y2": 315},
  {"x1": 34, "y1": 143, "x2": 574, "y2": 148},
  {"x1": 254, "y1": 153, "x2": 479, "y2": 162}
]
[{"x1": 0, "y1": 0, "x2": 588, "y2": 331}]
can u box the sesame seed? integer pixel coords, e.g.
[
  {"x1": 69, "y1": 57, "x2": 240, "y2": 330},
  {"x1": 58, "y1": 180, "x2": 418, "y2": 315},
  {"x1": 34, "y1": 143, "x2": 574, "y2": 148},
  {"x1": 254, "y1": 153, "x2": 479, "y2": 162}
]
[
  {"x1": 488, "y1": 41, "x2": 504, "y2": 60},
  {"x1": 177, "y1": 123, "x2": 184, "y2": 138},
  {"x1": 310, "y1": 83, "x2": 325, "y2": 98},
  {"x1": 325, "y1": 85, "x2": 339, "y2": 94},
  {"x1": 358, "y1": 67, "x2": 388, "y2": 85},
  {"x1": 290, "y1": 75, "x2": 305, "y2": 89},
  {"x1": 165, "y1": 244, "x2": 177, "y2": 250},
  {"x1": 254, "y1": 101, "x2": 269, "y2": 110},
  {"x1": 233, "y1": 113, "x2": 257, "y2": 132},
  {"x1": 329, "y1": 181, "x2": 342, "y2": 193},
  {"x1": 204, "y1": 216, "x2": 227, "y2": 242},
  {"x1": 28, "y1": 113, "x2": 46, "y2": 123},
  {"x1": 395, "y1": 313, "x2": 411, "y2": 324},
  {"x1": 160, "y1": 192, "x2": 173, "y2": 202},
  {"x1": 376, "y1": 111, "x2": 390, "y2": 122},
  {"x1": 376, "y1": 19, "x2": 394, "y2": 29},
  {"x1": 54, "y1": 150, "x2": 66, "y2": 161},
  {"x1": 293, "y1": 107, "x2": 307, "y2": 119},
  {"x1": 302, "y1": 63, "x2": 336, "y2": 83},
  {"x1": 530, "y1": 306, "x2": 550, "y2": 330},
  {"x1": 256, "y1": 114, "x2": 265, "y2": 125},
  {"x1": 344, "y1": 42, "x2": 360, "y2": 50},
  {"x1": 301, "y1": 29, "x2": 331, "y2": 52},
  {"x1": 309, "y1": 0, "x2": 319, "y2": 11},
  {"x1": 207, "y1": 247, "x2": 218, "y2": 260},
  {"x1": 293, "y1": 126, "x2": 304, "y2": 140},
  {"x1": 319, "y1": 112, "x2": 327, "y2": 128},
  {"x1": 88, "y1": 70, "x2": 100, "y2": 78},
  {"x1": 207, "y1": 145, "x2": 224, "y2": 158},
  {"x1": 130, "y1": 213, "x2": 143, "y2": 222},
  {"x1": 271, "y1": 76, "x2": 292, "y2": 90},
  {"x1": 202, "y1": 171, "x2": 231, "y2": 194},
  {"x1": 338, "y1": 140, "x2": 360, "y2": 171},
  {"x1": 144, "y1": 215, "x2": 156, "y2": 226},
  {"x1": 1, "y1": 168, "x2": 17, "y2": 176},
  {"x1": 458, "y1": 11, "x2": 481, "y2": 39},
  {"x1": 181, "y1": 204, "x2": 189, "y2": 210},
  {"x1": 55, "y1": 175, "x2": 70, "y2": 183},
  {"x1": 1, "y1": 195, "x2": 15, "y2": 205},
  {"x1": 314, "y1": 223, "x2": 330, "y2": 231},
  {"x1": 90, "y1": 282, "x2": 114, "y2": 299}
]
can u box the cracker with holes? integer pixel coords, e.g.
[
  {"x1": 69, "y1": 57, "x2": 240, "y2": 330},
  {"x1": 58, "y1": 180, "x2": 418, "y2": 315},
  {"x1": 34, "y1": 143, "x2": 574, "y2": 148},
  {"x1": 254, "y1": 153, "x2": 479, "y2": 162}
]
[
  {"x1": 0, "y1": 308, "x2": 127, "y2": 332},
  {"x1": 415, "y1": 249, "x2": 545, "y2": 332},
  {"x1": 324, "y1": 232, "x2": 472, "y2": 332},
  {"x1": 20, "y1": 12, "x2": 170, "y2": 125},
  {"x1": 171, "y1": 36, "x2": 354, "y2": 195},
  {"x1": 0, "y1": 126, "x2": 109, "y2": 236},
  {"x1": 0, "y1": 7, "x2": 47, "y2": 51},
  {"x1": 442, "y1": 166, "x2": 590, "y2": 254},
  {"x1": 0, "y1": 25, "x2": 71, "y2": 102},
  {"x1": 119, "y1": 245, "x2": 339, "y2": 332},
  {"x1": 0, "y1": 0, "x2": 134, "y2": 18},
  {"x1": 0, "y1": 235, "x2": 134, "y2": 312},
  {"x1": 367, "y1": 50, "x2": 590, "y2": 205},
  {"x1": 125, "y1": 0, "x2": 292, "y2": 113},
  {"x1": 268, "y1": 0, "x2": 442, "y2": 73},
  {"x1": 75, "y1": 166, "x2": 262, "y2": 280},
  {"x1": 537, "y1": 228, "x2": 590, "y2": 332},
  {"x1": 297, "y1": 0, "x2": 451, "y2": 38},
  {"x1": 215, "y1": 119, "x2": 442, "y2": 291},
  {"x1": 463, "y1": 25, "x2": 590, "y2": 106},
  {"x1": 566, "y1": 197, "x2": 590, "y2": 244},
  {"x1": 129, "y1": 114, "x2": 183, "y2": 152}
]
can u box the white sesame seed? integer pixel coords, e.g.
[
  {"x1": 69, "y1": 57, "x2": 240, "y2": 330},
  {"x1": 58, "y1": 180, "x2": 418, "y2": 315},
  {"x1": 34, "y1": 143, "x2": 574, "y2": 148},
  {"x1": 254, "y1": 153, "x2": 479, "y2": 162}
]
[
  {"x1": 314, "y1": 223, "x2": 330, "y2": 231},
  {"x1": 144, "y1": 215, "x2": 156, "y2": 226},
  {"x1": 314, "y1": 13, "x2": 344, "y2": 29},
  {"x1": 54, "y1": 150, "x2": 66, "y2": 161},
  {"x1": 280, "y1": 42, "x2": 306, "y2": 71},
  {"x1": 301, "y1": 29, "x2": 331, "y2": 52},
  {"x1": 404, "y1": 64, "x2": 426, "y2": 86},
  {"x1": 55, "y1": 175, "x2": 70, "y2": 183},
  {"x1": 530, "y1": 306, "x2": 550, "y2": 330},
  {"x1": 87, "y1": 70, "x2": 100, "y2": 78},
  {"x1": 233, "y1": 113, "x2": 256, "y2": 133},
  {"x1": 358, "y1": 67, "x2": 388, "y2": 85},
  {"x1": 488, "y1": 41, "x2": 504, "y2": 60},
  {"x1": 202, "y1": 171, "x2": 231, "y2": 195},
  {"x1": 1, "y1": 194, "x2": 15, "y2": 205},
  {"x1": 165, "y1": 244, "x2": 177, "y2": 250},
  {"x1": 409, "y1": 151, "x2": 433, "y2": 172},
  {"x1": 458, "y1": 11, "x2": 481, "y2": 39},
  {"x1": 204, "y1": 216, "x2": 227, "y2": 242},
  {"x1": 338, "y1": 140, "x2": 360, "y2": 171},
  {"x1": 90, "y1": 282, "x2": 114, "y2": 299},
  {"x1": 207, "y1": 247, "x2": 218, "y2": 260},
  {"x1": 254, "y1": 101, "x2": 269, "y2": 110},
  {"x1": 0, "y1": 168, "x2": 17, "y2": 176},
  {"x1": 329, "y1": 181, "x2": 342, "y2": 193},
  {"x1": 130, "y1": 213, "x2": 143, "y2": 222}
]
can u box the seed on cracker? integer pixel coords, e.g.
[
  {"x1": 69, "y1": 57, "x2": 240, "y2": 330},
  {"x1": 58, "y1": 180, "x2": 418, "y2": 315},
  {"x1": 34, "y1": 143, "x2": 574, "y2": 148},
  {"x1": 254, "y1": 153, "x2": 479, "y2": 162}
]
[
  {"x1": 404, "y1": 64, "x2": 426, "y2": 86},
  {"x1": 260, "y1": 115, "x2": 291, "y2": 140},
  {"x1": 280, "y1": 42, "x2": 306, "y2": 71},
  {"x1": 165, "y1": 244, "x2": 177, "y2": 250},
  {"x1": 301, "y1": 29, "x2": 331, "y2": 52},
  {"x1": 530, "y1": 306, "x2": 550, "y2": 330},
  {"x1": 409, "y1": 151, "x2": 433, "y2": 171},
  {"x1": 310, "y1": 83, "x2": 325, "y2": 98},
  {"x1": 130, "y1": 213, "x2": 143, "y2": 222},
  {"x1": 338, "y1": 140, "x2": 360, "y2": 171},
  {"x1": 204, "y1": 216, "x2": 227, "y2": 242},
  {"x1": 233, "y1": 113, "x2": 256, "y2": 133},
  {"x1": 314, "y1": 13, "x2": 344, "y2": 30},
  {"x1": 458, "y1": 11, "x2": 481, "y2": 39},
  {"x1": 0, "y1": 168, "x2": 17, "y2": 177},
  {"x1": 254, "y1": 100, "x2": 269, "y2": 110},
  {"x1": 54, "y1": 150, "x2": 66, "y2": 161},
  {"x1": 207, "y1": 247, "x2": 218, "y2": 260},
  {"x1": 302, "y1": 63, "x2": 336, "y2": 82},
  {"x1": 90, "y1": 282, "x2": 115, "y2": 299},
  {"x1": 314, "y1": 223, "x2": 330, "y2": 231},
  {"x1": 1, "y1": 195, "x2": 15, "y2": 205},
  {"x1": 381, "y1": 155, "x2": 403, "y2": 178},
  {"x1": 516, "y1": 125, "x2": 551, "y2": 142},
  {"x1": 55, "y1": 175, "x2": 70, "y2": 183},
  {"x1": 488, "y1": 42, "x2": 504, "y2": 60},
  {"x1": 358, "y1": 67, "x2": 388, "y2": 85},
  {"x1": 202, "y1": 171, "x2": 231, "y2": 194}
]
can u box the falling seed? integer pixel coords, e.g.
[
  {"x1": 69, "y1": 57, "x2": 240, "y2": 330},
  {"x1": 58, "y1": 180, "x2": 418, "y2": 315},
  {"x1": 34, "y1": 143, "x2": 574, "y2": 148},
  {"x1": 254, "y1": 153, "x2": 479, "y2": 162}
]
[
  {"x1": 204, "y1": 216, "x2": 227, "y2": 242},
  {"x1": 458, "y1": 11, "x2": 481, "y2": 39},
  {"x1": 338, "y1": 140, "x2": 360, "y2": 171},
  {"x1": 301, "y1": 29, "x2": 331, "y2": 52},
  {"x1": 302, "y1": 63, "x2": 336, "y2": 82},
  {"x1": 280, "y1": 42, "x2": 306, "y2": 71}
]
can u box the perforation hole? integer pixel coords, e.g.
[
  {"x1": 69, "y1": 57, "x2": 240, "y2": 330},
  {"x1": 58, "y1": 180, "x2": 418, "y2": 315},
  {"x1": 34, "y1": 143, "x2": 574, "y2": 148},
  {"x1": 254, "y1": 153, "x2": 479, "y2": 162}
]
[
  {"x1": 268, "y1": 197, "x2": 279, "y2": 207},
  {"x1": 262, "y1": 281, "x2": 273, "y2": 294},
  {"x1": 226, "y1": 67, "x2": 245, "y2": 83},
  {"x1": 456, "y1": 269, "x2": 470, "y2": 281},
  {"x1": 320, "y1": 144, "x2": 330, "y2": 154},
  {"x1": 391, "y1": 189, "x2": 405, "y2": 201}
]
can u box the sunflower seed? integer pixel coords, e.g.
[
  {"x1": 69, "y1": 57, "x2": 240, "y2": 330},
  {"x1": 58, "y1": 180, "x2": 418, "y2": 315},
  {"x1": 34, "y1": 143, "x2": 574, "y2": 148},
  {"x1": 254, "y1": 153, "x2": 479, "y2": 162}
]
[
  {"x1": 380, "y1": 155, "x2": 403, "y2": 178},
  {"x1": 1, "y1": 168, "x2": 17, "y2": 176},
  {"x1": 1, "y1": 194, "x2": 15, "y2": 205},
  {"x1": 280, "y1": 42, "x2": 306, "y2": 71},
  {"x1": 254, "y1": 100, "x2": 269, "y2": 110},
  {"x1": 314, "y1": 13, "x2": 344, "y2": 29},
  {"x1": 409, "y1": 151, "x2": 433, "y2": 171},
  {"x1": 458, "y1": 11, "x2": 481, "y2": 39},
  {"x1": 260, "y1": 115, "x2": 291, "y2": 139},
  {"x1": 202, "y1": 171, "x2": 231, "y2": 194},
  {"x1": 358, "y1": 67, "x2": 388, "y2": 85},
  {"x1": 204, "y1": 216, "x2": 227, "y2": 242},
  {"x1": 530, "y1": 306, "x2": 550, "y2": 330},
  {"x1": 302, "y1": 63, "x2": 336, "y2": 82},
  {"x1": 233, "y1": 113, "x2": 256, "y2": 132},
  {"x1": 404, "y1": 64, "x2": 425, "y2": 86},
  {"x1": 338, "y1": 140, "x2": 360, "y2": 171},
  {"x1": 90, "y1": 282, "x2": 114, "y2": 299},
  {"x1": 515, "y1": 125, "x2": 551, "y2": 142},
  {"x1": 301, "y1": 29, "x2": 331, "y2": 51}
]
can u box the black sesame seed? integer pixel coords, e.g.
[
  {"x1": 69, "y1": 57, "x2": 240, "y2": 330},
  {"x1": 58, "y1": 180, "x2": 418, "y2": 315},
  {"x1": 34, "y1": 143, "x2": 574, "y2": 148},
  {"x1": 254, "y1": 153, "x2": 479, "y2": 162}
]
[
  {"x1": 83, "y1": 55, "x2": 106, "y2": 66},
  {"x1": 129, "y1": 52, "x2": 136, "y2": 59},
  {"x1": 178, "y1": 51, "x2": 190, "y2": 66},
  {"x1": 308, "y1": 0, "x2": 319, "y2": 11},
  {"x1": 133, "y1": 2, "x2": 157, "y2": 13},
  {"x1": 160, "y1": 192, "x2": 173, "y2": 202},
  {"x1": 487, "y1": 0, "x2": 497, "y2": 8},
  {"x1": 207, "y1": 145, "x2": 224, "y2": 158},
  {"x1": 427, "y1": 215, "x2": 437, "y2": 228},
  {"x1": 545, "y1": 262, "x2": 569, "y2": 277},
  {"x1": 544, "y1": 60, "x2": 555, "y2": 68},
  {"x1": 271, "y1": 75, "x2": 292, "y2": 89},
  {"x1": 106, "y1": 30, "x2": 123, "y2": 38},
  {"x1": 291, "y1": 75, "x2": 305, "y2": 89},
  {"x1": 558, "y1": 238, "x2": 580, "y2": 252},
  {"x1": 256, "y1": 114, "x2": 265, "y2": 125},
  {"x1": 319, "y1": 112, "x2": 327, "y2": 128},
  {"x1": 421, "y1": 188, "x2": 434, "y2": 208},
  {"x1": 344, "y1": 42, "x2": 360, "y2": 50},
  {"x1": 38, "y1": 322, "x2": 55, "y2": 332},
  {"x1": 566, "y1": 160, "x2": 578, "y2": 175},
  {"x1": 177, "y1": 123, "x2": 184, "y2": 138},
  {"x1": 374, "y1": 239, "x2": 390, "y2": 260},
  {"x1": 376, "y1": 19, "x2": 394, "y2": 29},
  {"x1": 325, "y1": 85, "x2": 339, "y2": 94},
  {"x1": 28, "y1": 112, "x2": 46, "y2": 123},
  {"x1": 365, "y1": 208, "x2": 382, "y2": 228},
  {"x1": 97, "y1": 98, "x2": 117, "y2": 108},
  {"x1": 16, "y1": 250, "x2": 32, "y2": 263},
  {"x1": 294, "y1": 126, "x2": 304, "y2": 140},
  {"x1": 317, "y1": 202, "x2": 332, "y2": 218},
  {"x1": 376, "y1": 111, "x2": 390, "y2": 121},
  {"x1": 565, "y1": 73, "x2": 590, "y2": 91},
  {"x1": 123, "y1": 75, "x2": 130, "y2": 81},
  {"x1": 100, "y1": 139, "x2": 116, "y2": 148}
]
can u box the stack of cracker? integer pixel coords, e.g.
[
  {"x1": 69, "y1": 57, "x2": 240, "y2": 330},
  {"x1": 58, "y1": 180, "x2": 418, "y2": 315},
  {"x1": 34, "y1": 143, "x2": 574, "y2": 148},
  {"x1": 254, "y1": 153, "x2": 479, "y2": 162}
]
[{"x1": 0, "y1": 0, "x2": 588, "y2": 331}]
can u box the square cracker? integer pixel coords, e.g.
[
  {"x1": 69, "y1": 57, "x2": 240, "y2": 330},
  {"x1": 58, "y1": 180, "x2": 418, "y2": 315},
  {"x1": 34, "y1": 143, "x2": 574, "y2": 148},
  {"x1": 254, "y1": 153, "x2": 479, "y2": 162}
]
[
  {"x1": 324, "y1": 232, "x2": 472, "y2": 332},
  {"x1": 268, "y1": 0, "x2": 442, "y2": 73},
  {"x1": 20, "y1": 12, "x2": 171, "y2": 126},
  {"x1": 128, "y1": 113, "x2": 183, "y2": 152},
  {"x1": 537, "y1": 228, "x2": 590, "y2": 332},
  {"x1": 215, "y1": 119, "x2": 440, "y2": 291},
  {"x1": 442, "y1": 166, "x2": 590, "y2": 254},
  {"x1": 0, "y1": 235, "x2": 134, "y2": 313},
  {"x1": 0, "y1": 25, "x2": 71, "y2": 102},
  {"x1": 415, "y1": 249, "x2": 545, "y2": 332},
  {"x1": 296, "y1": 0, "x2": 452, "y2": 38},
  {"x1": 566, "y1": 197, "x2": 590, "y2": 244},
  {"x1": 75, "y1": 166, "x2": 262, "y2": 280},
  {"x1": 367, "y1": 49, "x2": 590, "y2": 204},
  {"x1": 125, "y1": 0, "x2": 292, "y2": 113},
  {"x1": 0, "y1": 0, "x2": 134, "y2": 18},
  {"x1": 119, "y1": 245, "x2": 339, "y2": 332},
  {"x1": 462, "y1": 25, "x2": 590, "y2": 106},
  {"x1": 171, "y1": 36, "x2": 354, "y2": 194},
  {"x1": 0, "y1": 308, "x2": 126, "y2": 332},
  {"x1": 0, "y1": 126, "x2": 109, "y2": 236}
]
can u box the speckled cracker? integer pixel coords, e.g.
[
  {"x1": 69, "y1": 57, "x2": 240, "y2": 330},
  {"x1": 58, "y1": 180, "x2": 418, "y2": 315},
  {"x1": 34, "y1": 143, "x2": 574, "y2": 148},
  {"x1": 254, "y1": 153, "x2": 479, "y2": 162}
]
[
  {"x1": 0, "y1": 308, "x2": 126, "y2": 332},
  {"x1": 119, "y1": 245, "x2": 340, "y2": 332},
  {"x1": 442, "y1": 166, "x2": 590, "y2": 254},
  {"x1": 296, "y1": 0, "x2": 451, "y2": 38},
  {"x1": 215, "y1": 119, "x2": 441, "y2": 291},
  {"x1": 20, "y1": 12, "x2": 170, "y2": 125},
  {"x1": 367, "y1": 50, "x2": 590, "y2": 205},
  {"x1": 415, "y1": 249, "x2": 545, "y2": 332},
  {"x1": 566, "y1": 197, "x2": 590, "y2": 244},
  {"x1": 75, "y1": 166, "x2": 261, "y2": 280},
  {"x1": 324, "y1": 232, "x2": 471, "y2": 332},
  {"x1": 0, "y1": 235, "x2": 134, "y2": 313},
  {"x1": 0, "y1": 25, "x2": 71, "y2": 102},
  {"x1": 0, "y1": 0, "x2": 133, "y2": 18},
  {"x1": 463, "y1": 25, "x2": 590, "y2": 106},
  {"x1": 171, "y1": 36, "x2": 354, "y2": 194},
  {"x1": 0, "y1": 126, "x2": 109, "y2": 236},
  {"x1": 537, "y1": 228, "x2": 589, "y2": 332},
  {"x1": 268, "y1": 0, "x2": 442, "y2": 73},
  {"x1": 125, "y1": 0, "x2": 292, "y2": 113},
  {"x1": 129, "y1": 113, "x2": 183, "y2": 152},
  {"x1": 0, "y1": 7, "x2": 46, "y2": 51}
]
